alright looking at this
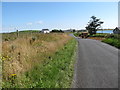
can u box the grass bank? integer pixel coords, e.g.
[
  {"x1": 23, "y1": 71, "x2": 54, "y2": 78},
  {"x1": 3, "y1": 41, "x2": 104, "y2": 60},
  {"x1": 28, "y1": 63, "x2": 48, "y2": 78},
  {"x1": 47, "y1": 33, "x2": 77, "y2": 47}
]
[
  {"x1": 2, "y1": 32, "x2": 77, "y2": 88},
  {"x1": 99, "y1": 34, "x2": 120, "y2": 49},
  {"x1": 102, "y1": 38, "x2": 120, "y2": 49},
  {"x1": 74, "y1": 32, "x2": 120, "y2": 49},
  {"x1": 90, "y1": 33, "x2": 120, "y2": 49},
  {"x1": 73, "y1": 32, "x2": 80, "y2": 37}
]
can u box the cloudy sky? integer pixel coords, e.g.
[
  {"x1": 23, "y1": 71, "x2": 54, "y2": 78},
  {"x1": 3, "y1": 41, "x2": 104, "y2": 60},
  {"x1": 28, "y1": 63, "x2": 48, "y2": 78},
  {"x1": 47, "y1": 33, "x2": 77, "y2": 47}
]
[{"x1": 2, "y1": 2, "x2": 118, "y2": 32}]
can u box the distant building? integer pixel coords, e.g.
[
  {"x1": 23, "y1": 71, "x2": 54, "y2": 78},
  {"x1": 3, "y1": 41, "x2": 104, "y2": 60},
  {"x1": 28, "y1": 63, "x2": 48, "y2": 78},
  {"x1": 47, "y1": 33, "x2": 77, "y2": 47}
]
[
  {"x1": 113, "y1": 27, "x2": 120, "y2": 34},
  {"x1": 41, "y1": 29, "x2": 50, "y2": 33}
]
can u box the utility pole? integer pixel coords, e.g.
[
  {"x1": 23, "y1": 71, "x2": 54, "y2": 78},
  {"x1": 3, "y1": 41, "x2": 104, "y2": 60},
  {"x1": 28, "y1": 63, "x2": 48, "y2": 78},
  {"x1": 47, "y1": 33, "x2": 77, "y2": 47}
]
[{"x1": 15, "y1": 28, "x2": 19, "y2": 37}]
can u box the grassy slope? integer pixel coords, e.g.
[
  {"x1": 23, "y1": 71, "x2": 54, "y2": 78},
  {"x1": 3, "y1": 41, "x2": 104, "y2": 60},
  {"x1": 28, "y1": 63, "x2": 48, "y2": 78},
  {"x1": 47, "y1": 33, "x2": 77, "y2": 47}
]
[
  {"x1": 74, "y1": 32, "x2": 120, "y2": 49},
  {"x1": 102, "y1": 38, "x2": 120, "y2": 49},
  {"x1": 73, "y1": 33, "x2": 80, "y2": 37},
  {"x1": 90, "y1": 33, "x2": 120, "y2": 49},
  {"x1": 2, "y1": 33, "x2": 69, "y2": 77},
  {"x1": 2, "y1": 32, "x2": 77, "y2": 88}
]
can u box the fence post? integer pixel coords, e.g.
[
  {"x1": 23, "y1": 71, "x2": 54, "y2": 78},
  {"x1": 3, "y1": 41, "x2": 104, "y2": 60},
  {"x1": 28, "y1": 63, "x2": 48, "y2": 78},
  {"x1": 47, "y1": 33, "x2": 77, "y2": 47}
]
[{"x1": 16, "y1": 30, "x2": 19, "y2": 37}]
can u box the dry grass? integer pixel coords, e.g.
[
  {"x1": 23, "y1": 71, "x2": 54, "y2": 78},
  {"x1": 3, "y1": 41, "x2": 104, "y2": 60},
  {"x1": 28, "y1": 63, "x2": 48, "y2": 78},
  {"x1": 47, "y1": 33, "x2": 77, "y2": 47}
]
[
  {"x1": 2, "y1": 33, "x2": 71, "y2": 81},
  {"x1": 88, "y1": 37, "x2": 105, "y2": 41}
]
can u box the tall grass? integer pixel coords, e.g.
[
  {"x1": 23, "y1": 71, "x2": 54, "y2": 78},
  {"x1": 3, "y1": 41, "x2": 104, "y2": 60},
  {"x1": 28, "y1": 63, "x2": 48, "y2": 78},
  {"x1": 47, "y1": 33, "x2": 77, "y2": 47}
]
[
  {"x1": 2, "y1": 33, "x2": 77, "y2": 88},
  {"x1": 7, "y1": 38, "x2": 77, "y2": 88},
  {"x1": 0, "y1": 33, "x2": 2, "y2": 88},
  {"x1": 2, "y1": 32, "x2": 73, "y2": 87}
]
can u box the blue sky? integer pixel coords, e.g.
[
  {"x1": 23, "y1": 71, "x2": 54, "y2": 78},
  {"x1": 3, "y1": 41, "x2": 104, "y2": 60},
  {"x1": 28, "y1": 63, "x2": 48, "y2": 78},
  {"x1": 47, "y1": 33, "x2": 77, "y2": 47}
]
[{"x1": 2, "y1": 2, "x2": 118, "y2": 32}]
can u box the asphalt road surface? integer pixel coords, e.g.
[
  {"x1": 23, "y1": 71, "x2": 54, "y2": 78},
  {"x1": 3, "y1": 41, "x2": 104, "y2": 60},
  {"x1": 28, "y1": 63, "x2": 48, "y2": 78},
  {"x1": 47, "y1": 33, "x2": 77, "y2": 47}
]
[{"x1": 71, "y1": 35, "x2": 118, "y2": 88}]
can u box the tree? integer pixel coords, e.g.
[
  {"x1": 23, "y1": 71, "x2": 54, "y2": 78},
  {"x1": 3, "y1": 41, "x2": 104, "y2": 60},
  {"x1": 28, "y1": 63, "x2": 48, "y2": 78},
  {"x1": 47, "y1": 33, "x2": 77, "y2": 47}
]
[
  {"x1": 73, "y1": 29, "x2": 76, "y2": 32},
  {"x1": 51, "y1": 29, "x2": 64, "y2": 33},
  {"x1": 85, "y1": 16, "x2": 104, "y2": 35}
]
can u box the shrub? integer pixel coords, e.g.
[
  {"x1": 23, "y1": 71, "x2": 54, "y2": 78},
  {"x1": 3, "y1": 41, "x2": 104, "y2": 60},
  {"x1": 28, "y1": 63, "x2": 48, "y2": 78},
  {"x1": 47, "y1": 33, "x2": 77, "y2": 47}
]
[{"x1": 5, "y1": 38, "x2": 9, "y2": 41}]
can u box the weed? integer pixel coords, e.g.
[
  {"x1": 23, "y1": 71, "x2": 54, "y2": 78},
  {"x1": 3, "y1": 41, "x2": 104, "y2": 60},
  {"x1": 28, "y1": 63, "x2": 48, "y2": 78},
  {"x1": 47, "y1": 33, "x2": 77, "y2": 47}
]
[
  {"x1": 2, "y1": 32, "x2": 73, "y2": 88},
  {"x1": 3, "y1": 38, "x2": 77, "y2": 88}
]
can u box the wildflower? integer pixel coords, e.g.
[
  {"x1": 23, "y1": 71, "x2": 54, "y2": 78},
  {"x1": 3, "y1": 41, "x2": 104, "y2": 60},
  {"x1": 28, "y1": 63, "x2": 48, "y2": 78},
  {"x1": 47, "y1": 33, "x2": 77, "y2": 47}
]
[
  {"x1": 2, "y1": 57, "x2": 6, "y2": 61},
  {"x1": 0, "y1": 56, "x2": 2, "y2": 59},
  {"x1": 6, "y1": 55, "x2": 9, "y2": 58},
  {"x1": 10, "y1": 74, "x2": 17, "y2": 84},
  {"x1": 11, "y1": 74, "x2": 16, "y2": 77},
  {"x1": 9, "y1": 57, "x2": 12, "y2": 60}
]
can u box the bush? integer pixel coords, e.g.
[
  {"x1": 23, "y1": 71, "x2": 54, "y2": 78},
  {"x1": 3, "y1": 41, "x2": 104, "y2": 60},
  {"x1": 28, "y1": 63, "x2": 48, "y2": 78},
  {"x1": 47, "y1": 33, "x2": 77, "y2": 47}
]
[
  {"x1": 73, "y1": 32, "x2": 82, "y2": 37},
  {"x1": 51, "y1": 29, "x2": 64, "y2": 33},
  {"x1": 4, "y1": 38, "x2": 9, "y2": 41}
]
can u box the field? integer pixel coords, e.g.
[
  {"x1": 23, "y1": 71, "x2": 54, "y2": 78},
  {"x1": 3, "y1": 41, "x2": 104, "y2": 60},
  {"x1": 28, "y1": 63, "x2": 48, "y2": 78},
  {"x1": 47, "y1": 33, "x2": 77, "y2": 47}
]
[{"x1": 1, "y1": 31, "x2": 77, "y2": 88}]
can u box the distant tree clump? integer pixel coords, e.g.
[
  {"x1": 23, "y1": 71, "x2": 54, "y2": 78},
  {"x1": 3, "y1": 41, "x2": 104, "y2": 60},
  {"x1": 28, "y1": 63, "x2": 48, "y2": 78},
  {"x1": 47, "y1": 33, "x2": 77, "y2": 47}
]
[
  {"x1": 51, "y1": 29, "x2": 64, "y2": 33},
  {"x1": 73, "y1": 29, "x2": 76, "y2": 32},
  {"x1": 85, "y1": 16, "x2": 104, "y2": 35}
]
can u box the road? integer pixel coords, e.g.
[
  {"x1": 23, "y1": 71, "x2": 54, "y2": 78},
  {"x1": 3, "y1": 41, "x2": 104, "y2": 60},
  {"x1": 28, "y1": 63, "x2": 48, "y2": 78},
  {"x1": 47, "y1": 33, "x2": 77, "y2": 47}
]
[{"x1": 71, "y1": 35, "x2": 118, "y2": 88}]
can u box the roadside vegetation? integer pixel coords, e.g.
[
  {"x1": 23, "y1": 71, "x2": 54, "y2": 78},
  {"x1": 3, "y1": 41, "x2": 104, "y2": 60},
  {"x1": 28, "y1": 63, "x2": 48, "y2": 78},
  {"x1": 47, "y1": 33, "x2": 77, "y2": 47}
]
[
  {"x1": 74, "y1": 32, "x2": 120, "y2": 49},
  {"x1": 102, "y1": 34, "x2": 120, "y2": 49},
  {"x1": 2, "y1": 31, "x2": 77, "y2": 88},
  {"x1": 73, "y1": 32, "x2": 81, "y2": 37},
  {"x1": 89, "y1": 33, "x2": 120, "y2": 49}
]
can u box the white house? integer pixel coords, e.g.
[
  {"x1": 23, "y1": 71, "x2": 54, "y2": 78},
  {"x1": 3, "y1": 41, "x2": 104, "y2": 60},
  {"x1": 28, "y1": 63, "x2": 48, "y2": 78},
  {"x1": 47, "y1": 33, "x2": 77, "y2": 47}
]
[
  {"x1": 113, "y1": 27, "x2": 120, "y2": 34},
  {"x1": 41, "y1": 29, "x2": 50, "y2": 33}
]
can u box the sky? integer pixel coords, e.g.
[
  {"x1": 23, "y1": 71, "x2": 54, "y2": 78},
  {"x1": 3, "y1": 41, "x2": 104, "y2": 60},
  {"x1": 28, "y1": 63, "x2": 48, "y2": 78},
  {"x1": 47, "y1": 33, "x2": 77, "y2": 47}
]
[
  {"x1": 2, "y1": 2, "x2": 118, "y2": 32},
  {"x1": 2, "y1": 0, "x2": 120, "y2": 2}
]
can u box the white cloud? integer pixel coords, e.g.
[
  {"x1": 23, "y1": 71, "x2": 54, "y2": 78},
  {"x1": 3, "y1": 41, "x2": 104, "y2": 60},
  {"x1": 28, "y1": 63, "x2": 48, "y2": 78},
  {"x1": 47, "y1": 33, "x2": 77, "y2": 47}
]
[
  {"x1": 26, "y1": 20, "x2": 43, "y2": 26},
  {"x1": 26, "y1": 22, "x2": 33, "y2": 25},
  {"x1": 35, "y1": 21, "x2": 43, "y2": 24}
]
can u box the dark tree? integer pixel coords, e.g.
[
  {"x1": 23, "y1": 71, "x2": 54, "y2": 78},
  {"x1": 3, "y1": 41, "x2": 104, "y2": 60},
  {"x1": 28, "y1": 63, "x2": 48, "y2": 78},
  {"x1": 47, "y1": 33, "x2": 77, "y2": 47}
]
[
  {"x1": 73, "y1": 29, "x2": 76, "y2": 32},
  {"x1": 51, "y1": 29, "x2": 64, "y2": 33},
  {"x1": 85, "y1": 16, "x2": 104, "y2": 35}
]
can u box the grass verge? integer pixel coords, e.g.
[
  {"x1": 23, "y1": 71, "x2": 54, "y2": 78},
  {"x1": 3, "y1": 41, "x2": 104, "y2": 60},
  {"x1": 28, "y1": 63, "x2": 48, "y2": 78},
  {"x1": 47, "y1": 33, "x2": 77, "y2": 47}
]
[
  {"x1": 73, "y1": 33, "x2": 80, "y2": 37},
  {"x1": 102, "y1": 38, "x2": 120, "y2": 49},
  {"x1": 74, "y1": 32, "x2": 120, "y2": 49},
  {"x1": 3, "y1": 38, "x2": 77, "y2": 88}
]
